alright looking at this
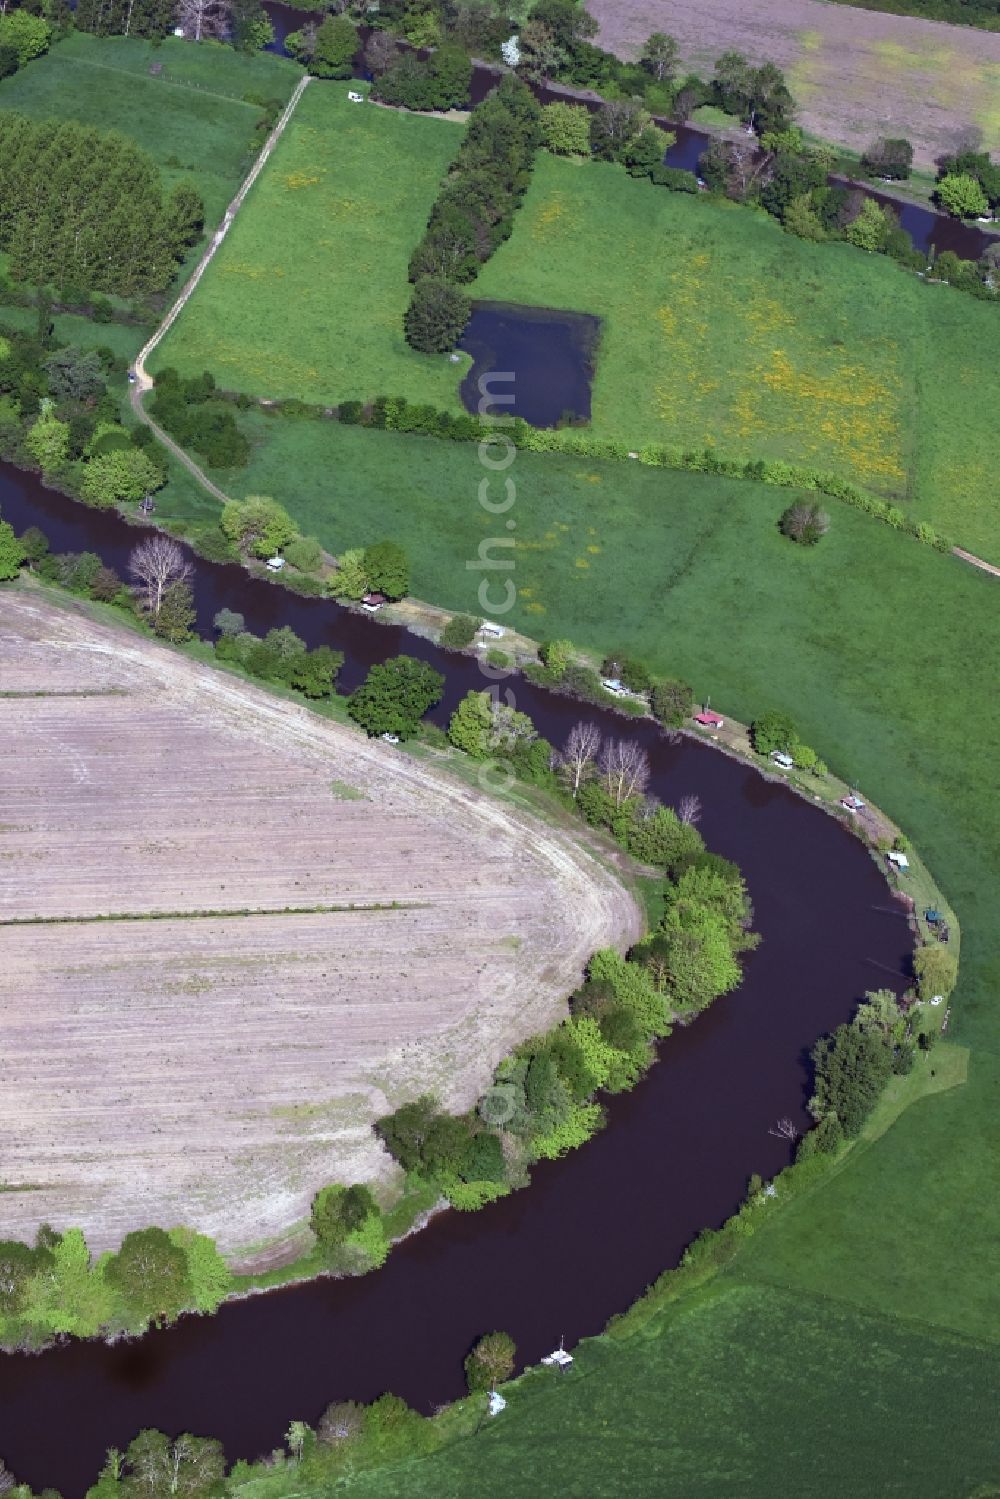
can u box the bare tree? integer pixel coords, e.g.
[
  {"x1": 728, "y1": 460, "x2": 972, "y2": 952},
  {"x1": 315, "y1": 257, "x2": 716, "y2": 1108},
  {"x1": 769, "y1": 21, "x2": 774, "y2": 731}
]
[
  {"x1": 318, "y1": 1401, "x2": 365, "y2": 1446},
  {"x1": 768, "y1": 1117, "x2": 799, "y2": 1141},
  {"x1": 364, "y1": 29, "x2": 396, "y2": 76},
  {"x1": 678, "y1": 793, "x2": 702, "y2": 826},
  {"x1": 558, "y1": 721, "x2": 601, "y2": 797},
  {"x1": 598, "y1": 738, "x2": 650, "y2": 809},
  {"x1": 129, "y1": 536, "x2": 192, "y2": 620},
  {"x1": 0, "y1": 1460, "x2": 15, "y2": 1496},
  {"x1": 174, "y1": 0, "x2": 232, "y2": 43}
]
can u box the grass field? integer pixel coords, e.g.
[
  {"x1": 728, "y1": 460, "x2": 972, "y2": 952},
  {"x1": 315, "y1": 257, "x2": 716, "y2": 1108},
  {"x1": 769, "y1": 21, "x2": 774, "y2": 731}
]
[
  {"x1": 232, "y1": 1281, "x2": 1000, "y2": 1498},
  {"x1": 0, "y1": 32, "x2": 299, "y2": 231},
  {"x1": 473, "y1": 153, "x2": 1000, "y2": 556},
  {"x1": 153, "y1": 84, "x2": 464, "y2": 402}
]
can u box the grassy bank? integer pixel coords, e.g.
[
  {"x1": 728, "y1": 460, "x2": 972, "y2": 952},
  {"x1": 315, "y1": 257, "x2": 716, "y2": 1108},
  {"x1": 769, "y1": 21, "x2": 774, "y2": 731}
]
[
  {"x1": 0, "y1": 32, "x2": 299, "y2": 232},
  {"x1": 153, "y1": 84, "x2": 465, "y2": 402}
]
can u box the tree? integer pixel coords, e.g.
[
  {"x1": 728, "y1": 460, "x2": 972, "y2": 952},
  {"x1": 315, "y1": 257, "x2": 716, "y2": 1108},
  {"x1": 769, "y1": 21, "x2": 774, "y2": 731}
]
[
  {"x1": 329, "y1": 547, "x2": 369, "y2": 601},
  {"x1": 129, "y1": 535, "x2": 192, "y2": 620},
  {"x1": 163, "y1": 185, "x2": 205, "y2": 259},
  {"x1": 862, "y1": 136, "x2": 913, "y2": 181},
  {"x1": 25, "y1": 412, "x2": 70, "y2": 472},
  {"x1": 936, "y1": 172, "x2": 990, "y2": 219},
  {"x1": 465, "y1": 1330, "x2": 516, "y2": 1392},
  {"x1": 852, "y1": 987, "x2": 904, "y2": 1044},
  {"x1": 782, "y1": 193, "x2": 826, "y2": 242},
  {"x1": 364, "y1": 29, "x2": 395, "y2": 76},
  {"x1": 231, "y1": 0, "x2": 273, "y2": 51},
  {"x1": 81, "y1": 449, "x2": 163, "y2": 509},
  {"x1": 363, "y1": 540, "x2": 409, "y2": 600},
  {"x1": 913, "y1": 943, "x2": 958, "y2": 1001},
  {"x1": 291, "y1": 645, "x2": 343, "y2": 699},
  {"x1": 714, "y1": 51, "x2": 792, "y2": 133},
  {"x1": 404, "y1": 276, "x2": 471, "y2": 353},
  {"x1": 624, "y1": 124, "x2": 674, "y2": 178},
  {"x1": 348, "y1": 655, "x2": 445, "y2": 739},
  {"x1": 318, "y1": 1401, "x2": 365, "y2": 1446},
  {"x1": 598, "y1": 738, "x2": 650, "y2": 808},
  {"x1": 152, "y1": 581, "x2": 196, "y2": 642},
  {"x1": 750, "y1": 710, "x2": 798, "y2": 756},
  {"x1": 220, "y1": 495, "x2": 296, "y2": 559},
  {"x1": 558, "y1": 720, "x2": 601, "y2": 796},
  {"x1": 640, "y1": 31, "x2": 679, "y2": 84},
  {"x1": 517, "y1": 20, "x2": 563, "y2": 83},
  {"x1": 677, "y1": 793, "x2": 701, "y2": 826},
  {"x1": 539, "y1": 102, "x2": 591, "y2": 156},
  {"x1": 810, "y1": 1024, "x2": 891, "y2": 1136},
  {"x1": 441, "y1": 613, "x2": 481, "y2": 648},
  {"x1": 213, "y1": 607, "x2": 244, "y2": 636},
  {"x1": 174, "y1": 0, "x2": 230, "y2": 41},
  {"x1": 779, "y1": 501, "x2": 829, "y2": 544},
  {"x1": 0, "y1": 1239, "x2": 41, "y2": 1313},
  {"x1": 104, "y1": 1228, "x2": 192, "y2": 1322},
  {"x1": 44, "y1": 345, "x2": 105, "y2": 402},
  {"x1": 651, "y1": 678, "x2": 693, "y2": 727},
  {"x1": 312, "y1": 1183, "x2": 377, "y2": 1249},
  {"x1": 0, "y1": 10, "x2": 51, "y2": 65},
  {"x1": 166, "y1": 1229, "x2": 232, "y2": 1315},
  {"x1": 310, "y1": 14, "x2": 357, "y2": 78},
  {"x1": 449, "y1": 689, "x2": 493, "y2": 757},
  {"x1": 590, "y1": 99, "x2": 649, "y2": 162},
  {"x1": 121, "y1": 1429, "x2": 225, "y2": 1499},
  {"x1": 0, "y1": 521, "x2": 24, "y2": 581},
  {"x1": 655, "y1": 902, "x2": 741, "y2": 1011},
  {"x1": 846, "y1": 197, "x2": 892, "y2": 251}
]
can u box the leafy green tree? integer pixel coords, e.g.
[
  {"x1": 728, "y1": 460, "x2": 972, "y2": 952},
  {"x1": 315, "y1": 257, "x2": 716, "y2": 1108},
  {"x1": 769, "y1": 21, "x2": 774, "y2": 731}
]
[
  {"x1": 284, "y1": 535, "x2": 324, "y2": 573},
  {"x1": 517, "y1": 19, "x2": 564, "y2": 83},
  {"x1": 810, "y1": 1024, "x2": 891, "y2": 1136},
  {"x1": 913, "y1": 943, "x2": 958, "y2": 1001},
  {"x1": 936, "y1": 172, "x2": 990, "y2": 219},
  {"x1": 312, "y1": 1183, "x2": 378, "y2": 1248},
  {"x1": 309, "y1": 14, "x2": 358, "y2": 77},
  {"x1": 539, "y1": 638, "x2": 573, "y2": 677},
  {"x1": 449, "y1": 689, "x2": 493, "y2": 757},
  {"x1": 163, "y1": 185, "x2": 205, "y2": 259},
  {"x1": 852, "y1": 987, "x2": 904, "y2": 1044},
  {"x1": 363, "y1": 540, "x2": 409, "y2": 599},
  {"x1": 0, "y1": 9, "x2": 51, "y2": 64},
  {"x1": 590, "y1": 99, "x2": 649, "y2": 162},
  {"x1": 231, "y1": 0, "x2": 274, "y2": 50},
  {"x1": 782, "y1": 193, "x2": 826, "y2": 242},
  {"x1": 220, "y1": 495, "x2": 297, "y2": 559},
  {"x1": 640, "y1": 31, "x2": 679, "y2": 83},
  {"x1": 626, "y1": 805, "x2": 703, "y2": 871},
  {"x1": 624, "y1": 124, "x2": 674, "y2": 178},
  {"x1": 166, "y1": 1229, "x2": 232, "y2": 1315},
  {"x1": 0, "y1": 520, "x2": 25, "y2": 581},
  {"x1": 651, "y1": 677, "x2": 693, "y2": 727},
  {"x1": 655, "y1": 901, "x2": 742, "y2": 1011},
  {"x1": 104, "y1": 1227, "x2": 192, "y2": 1323},
  {"x1": 376, "y1": 1095, "x2": 439, "y2": 1172},
  {"x1": 846, "y1": 197, "x2": 892, "y2": 251},
  {"x1": 25, "y1": 412, "x2": 70, "y2": 471},
  {"x1": 404, "y1": 276, "x2": 472, "y2": 353},
  {"x1": 81, "y1": 449, "x2": 163, "y2": 509},
  {"x1": 213, "y1": 608, "x2": 244, "y2": 637},
  {"x1": 540, "y1": 102, "x2": 592, "y2": 156},
  {"x1": 121, "y1": 1429, "x2": 225, "y2": 1499},
  {"x1": 24, "y1": 1226, "x2": 113, "y2": 1336},
  {"x1": 0, "y1": 1239, "x2": 44, "y2": 1313},
  {"x1": 44, "y1": 345, "x2": 105, "y2": 402},
  {"x1": 465, "y1": 1330, "x2": 516, "y2": 1392},
  {"x1": 349, "y1": 655, "x2": 445, "y2": 738},
  {"x1": 441, "y1": 613, "x2": 481, "y2": 648},
  {"x1": 152, "y1": 581, "x2": 196, "y2": 642},
  {"x1": 750, "y1": 710, "x2": 798, "y2": 755},
  {"x1": 291, "y1": 646, "x2": 343, "y2": 699},
  {"x1": 330, "y1": 547, "x2": 370, "y2": 601}
]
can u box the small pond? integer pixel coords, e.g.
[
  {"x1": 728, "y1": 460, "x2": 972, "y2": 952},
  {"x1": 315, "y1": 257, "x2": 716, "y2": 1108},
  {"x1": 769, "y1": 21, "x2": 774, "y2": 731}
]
[{"x1": 458, "y1": 302, "x2": 601, "y2": 427}]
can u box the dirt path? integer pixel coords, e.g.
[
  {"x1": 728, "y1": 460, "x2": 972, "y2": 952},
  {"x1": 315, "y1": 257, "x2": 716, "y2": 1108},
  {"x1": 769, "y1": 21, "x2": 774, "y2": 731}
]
[{"x1": 129, "y1": 73, "x2": 312, "y2": 500}]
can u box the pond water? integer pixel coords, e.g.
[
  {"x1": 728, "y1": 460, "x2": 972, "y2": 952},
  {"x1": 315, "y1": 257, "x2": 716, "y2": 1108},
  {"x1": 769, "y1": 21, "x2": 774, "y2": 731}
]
[
  {"x1": 458, "y1": 302, "x2": 600, "y2": 426},
  {"x1": 0, "y1": 462, "x2": 913, "y2": 1495}
]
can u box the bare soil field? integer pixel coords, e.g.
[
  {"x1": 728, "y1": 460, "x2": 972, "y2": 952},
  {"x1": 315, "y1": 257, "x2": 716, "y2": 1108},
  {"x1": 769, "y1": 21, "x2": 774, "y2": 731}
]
[
  {"x1": 0, "y1": 588, "x2": 641, "y2": 1258},
  {"x1": 592, "y1": 0, "x2": 1000, "y2": 165}
]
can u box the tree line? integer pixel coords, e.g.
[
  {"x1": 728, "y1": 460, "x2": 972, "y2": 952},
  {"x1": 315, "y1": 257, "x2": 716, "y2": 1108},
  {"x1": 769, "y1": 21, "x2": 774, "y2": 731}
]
[
  {"x1": 0, "y1": 113, "x2": 204, "y2": 295},
  {"x1": 403, "y1": 75, "x2": 542, "y2": 353}
]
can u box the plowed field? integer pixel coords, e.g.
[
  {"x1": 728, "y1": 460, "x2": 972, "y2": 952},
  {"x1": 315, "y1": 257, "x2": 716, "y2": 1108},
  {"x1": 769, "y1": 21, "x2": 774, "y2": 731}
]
[{"x1": 0, "y1": 590, "x2": 640, "y2": 1257}]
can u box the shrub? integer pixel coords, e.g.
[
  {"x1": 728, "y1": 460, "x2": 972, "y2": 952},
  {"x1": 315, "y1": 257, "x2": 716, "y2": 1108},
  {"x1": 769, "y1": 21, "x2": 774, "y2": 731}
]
[
  {"x1": 651, "y1": 677, "x2": 693, "y2": 726},
  {"x1": 540, "y1": 101, "x2": 592, "y2": 155},
  {"x1": 441, "y1": 613, "x2": 481, "y2": 649},
  {"x1": 779, "y1": 501, "x2": 829, "y2": 544},
  {"x1": 284, "y1": 535, "x2": 324, "y2": 573}
]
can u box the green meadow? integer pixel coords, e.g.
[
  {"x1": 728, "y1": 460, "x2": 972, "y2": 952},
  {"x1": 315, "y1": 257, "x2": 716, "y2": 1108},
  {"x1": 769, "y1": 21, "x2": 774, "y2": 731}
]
[
  {"x1": 154, "y1": 84, "x2": 464, "y2": 402},
  {"x1": 0, "y1": 32, "x2": 299, "y2": 230}
]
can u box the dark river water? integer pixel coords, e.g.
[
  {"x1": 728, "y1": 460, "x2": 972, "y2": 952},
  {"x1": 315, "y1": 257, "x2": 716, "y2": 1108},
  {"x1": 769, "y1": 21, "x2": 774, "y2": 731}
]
[
  {"x1": 459, "y1": 303, "x2": 600, "y2": 425},
  {"x1": 261, "y1": 0, "x2": 996, "y2": 263},
  {"x1": 0, "y1": 461, "x2": 913, "y2": 1494}
]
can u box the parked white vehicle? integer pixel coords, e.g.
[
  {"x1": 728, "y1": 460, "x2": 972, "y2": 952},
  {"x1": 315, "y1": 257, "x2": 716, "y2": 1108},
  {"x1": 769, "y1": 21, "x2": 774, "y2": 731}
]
[
  {"x1": 347, "y1": 91, "x2": 365, "y2": 104},
  {"x1": 770, "y1": 750, "x2": 794, "y2": 769},
  {"x1": 479, "y1": 621, "x2": 505, "y2": 638},
  {"x1": 265, "y1": 556, "x2": 285, "y2": 572}
]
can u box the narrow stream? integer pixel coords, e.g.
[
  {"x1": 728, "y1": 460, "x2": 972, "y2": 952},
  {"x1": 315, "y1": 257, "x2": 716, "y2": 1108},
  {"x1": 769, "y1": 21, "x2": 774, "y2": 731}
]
[{"x1": 0, "y1": 462, "x2": 913, "y2": 1495}]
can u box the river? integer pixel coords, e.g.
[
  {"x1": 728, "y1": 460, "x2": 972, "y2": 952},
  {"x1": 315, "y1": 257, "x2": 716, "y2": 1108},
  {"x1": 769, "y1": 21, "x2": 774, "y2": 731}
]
[{"x1": 0, "y1": 460, "x2": 913, "y2": 1494}]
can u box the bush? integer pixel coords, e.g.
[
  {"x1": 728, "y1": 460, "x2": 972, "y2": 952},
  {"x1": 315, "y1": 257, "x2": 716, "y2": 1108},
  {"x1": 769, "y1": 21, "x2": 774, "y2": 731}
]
[
  {"x1": 651, "y1": 677, "x2": 693, "y2": 726},
  {"x1": 540, "y1": 101, "x2": 592, "y2": 155},
  {"x1": 284, "y1": 535, "x2": 324, "y2": 573},
  {"x1": 779, "y1": 500, "x2": 829, "y2": 544},
  {"x1": 441, "y1": 613, "x2": 481, "y2": 649},
  {"x1": 650, "y1": 165, "x2": 699, "y2": 192}
]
